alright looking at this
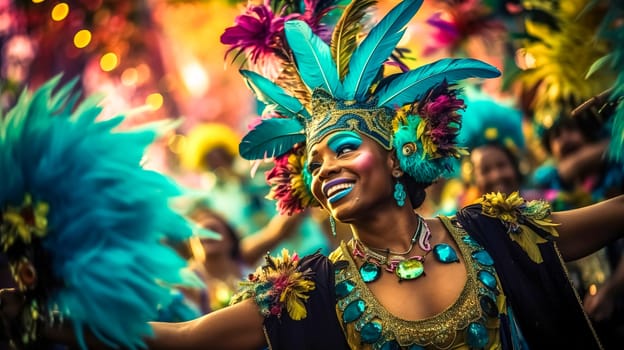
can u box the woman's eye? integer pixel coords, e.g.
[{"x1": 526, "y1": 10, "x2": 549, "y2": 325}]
[
  {"x1": 308, "y1": 162, "x2": 321, "y2": 173},
  {"x1": 337, "y1": 145, "x2": 355, "y2": 156}
]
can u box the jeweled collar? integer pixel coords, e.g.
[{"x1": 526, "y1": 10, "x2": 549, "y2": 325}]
[{"x1": 329, "y1": 216, "x2": 505, "y2": 349}]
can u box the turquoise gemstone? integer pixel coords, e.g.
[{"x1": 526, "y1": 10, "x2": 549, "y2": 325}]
[
  {"x1": 360, "y1": 262, "x2": 381, "y2": 283},
  {"x1": 380, "y1": 341, "x2": 401, "y2": 350},
  {"x1": 407, "y1": 344, "x2": 425, "y2": 350},
  {"x1": 360, "y1": 321, "x2": 383, "y2": 343},
  {"x1": 335, "y1": 280, "x2": 355, "y2": 299},
  {"x1": 396, "y1": 259, "x2": 424, "y2": 280},
  {"x1": 466, "y1": 322, "x2": 489, "y2": 348},
  {"x1": 343, "y1": 299, "x2": 366, "y2": 323},
  {"x1": 480, "y1": 295, "x2": 498, "y2": 317},
  {"x1": 472, "y1": 250, "x2": 494, "y2": 266},
  {"x1": 433, "y1": 244, "x2": 459, "y2": 263},
  {"x1": 478, "y1": 270, "x2": 498, "y2": 291}
]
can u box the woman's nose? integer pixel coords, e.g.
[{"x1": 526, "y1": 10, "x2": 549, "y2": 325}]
[{"x1": 317, "y1": 157, "x2": 340, "y2": 179}]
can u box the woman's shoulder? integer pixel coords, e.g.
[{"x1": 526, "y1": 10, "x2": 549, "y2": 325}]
[{"x1": 455, "y1": 192, "x2": 559, "y2": 264}]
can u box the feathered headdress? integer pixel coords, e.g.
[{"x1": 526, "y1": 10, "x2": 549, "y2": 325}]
[
  {"x1": 222, "y1": 0, "x2": 500, "y2": 214},
  {"x1": 515, "y1": 0, "x2": 615, "y2": 134},
  {"x1": 584, "y1": 1, "x2": 624, "y2": 162},
  {"x1": 0, "y1": 77, "x2": 210, "y2": 349},
  {"x1": 458, "y1": 88, "x2": 525, "y2": 154}
]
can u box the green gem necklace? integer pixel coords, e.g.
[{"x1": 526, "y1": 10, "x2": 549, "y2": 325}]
[{"x1": 352, "y1": 216, "x2": 459, "y2": 282}]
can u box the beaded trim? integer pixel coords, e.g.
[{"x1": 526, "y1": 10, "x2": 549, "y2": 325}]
[
  {"x1": 306, "y1": 89, "x2": 393, "y2": 150},
  {"x1": 330, "y1": 216, "x2": 504, "y2": 349}
]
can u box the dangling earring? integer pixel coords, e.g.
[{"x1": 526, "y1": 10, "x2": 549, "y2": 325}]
[
  {"x1": 329, "y1": 215, "x2": 337, "y2": 236},
  {"x1": 394, "y1": 181, "x2": 406, "y2": 207}
]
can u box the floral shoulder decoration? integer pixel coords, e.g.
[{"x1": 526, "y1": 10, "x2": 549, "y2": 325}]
[
  {"x1": 479, "y1": 192, "x2": 559, "y2": 264},
  {"x1": 230, "y1": 249, "x2": 315, "y2": 320}
]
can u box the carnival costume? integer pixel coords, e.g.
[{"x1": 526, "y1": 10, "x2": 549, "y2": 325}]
[
  {"x1": 221, "y1": 0, "x2": 602, "y2": 349},
  {"x1": 0, "y1": 77, "x2": 210, "y2": 349}
]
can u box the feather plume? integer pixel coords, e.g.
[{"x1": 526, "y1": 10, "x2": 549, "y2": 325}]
[
  {"x1": 517, "y1": 0, "x2": 613, "y2": 129},
  {"x1": 0, "y1": 78, "x2": 196, "y2": 350},
  {"x1": 274, "y1": 61, "x2": 313, "y2": 111},
  {"x1": 375, "y1": 58, "x2": 500, "y2": 108},
  {"x1": 239, "y1": 118, "x2": 305, "y2": 160},
  {"x1": 241, "y1": 69, "x2": 310, "y2": 119},
  {"x1": 330, "y1": 0, "x2": 378, "y2": 79},
  {"x1": 343, "y1": 0, "x2": 423, "y2": 100},
  {"x1": 284, "y1": 20, "x2": 341, "y2": 96}
]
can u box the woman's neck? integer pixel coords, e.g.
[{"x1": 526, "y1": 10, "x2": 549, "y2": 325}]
[{"x1": 349, "y1": 206, "x2": 422, "y2": 253}]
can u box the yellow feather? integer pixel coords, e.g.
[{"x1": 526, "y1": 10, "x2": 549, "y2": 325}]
[
  {"x1": 519, "y1": 0, "x2": 613, "y2": 128},
  {"x1": 330, "y1": 0, "x2": 378, "y2": 79}
]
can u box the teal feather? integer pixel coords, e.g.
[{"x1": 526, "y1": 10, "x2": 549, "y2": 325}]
[
  {"x1": 375, "y1": 58, "x2": 501, "y2": 108},
  {"x1": 0, "y1": 78, "x2": 195, "y2": 350},
  {"x1": 611, "y1": 99, "x2": 624, "y2": 161},
  {"x1": 393, "y1": 115, "x2": 453, "y2": 183},
  {"x1": 239, "y1": 118, "x2": 305, "y2": 160},
  {"x1": 342, "y1": 0, "x2": 423, "y2": 100},
  {"x1": 284, "y1": 20, "x2": 341, "y2": 96},
  {"x1": 49, "y1": 76, "x2": 79, "y2": 113},
  {"x1": 240, "y1": 69, "x2": 310, "y2": 119}
]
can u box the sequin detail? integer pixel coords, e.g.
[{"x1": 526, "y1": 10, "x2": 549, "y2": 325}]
[
  {"x1": 360, "y1": 262, "x2": 382, "y2": 282},
  {"x1": 433, "y1": 243, "x2": 459, "y2": 263},
  {"x1": 395, "y1": 259, "x2": 425, "y2": 280},
  {"x1": 330, "y1": 216, "x2": 504, "y2": 349}
]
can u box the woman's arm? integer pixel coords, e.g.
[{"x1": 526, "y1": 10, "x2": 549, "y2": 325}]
[
  {"x1": 551, "y1": 194, "x2": 624, "y2": 261},
  {"x1": 148, "y1": 299, "x2": 266, "y2": 350},
  {"x1": 239, "y1": 212, "x2": 302, "y2": 265},
  {"x1": 40, "y1": 298, "x2": 266, "y2": 349},
  {"x1": 556, "y1": 139, "x2": 609, "y2": 186}
]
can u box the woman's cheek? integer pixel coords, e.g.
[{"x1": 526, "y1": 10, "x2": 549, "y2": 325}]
[
  {"x1": 352, "y1": 152, "x2": 376, "y2": 171},
  {"x1": 310, "y1": 179, "x2": 325, "y2": 206}
]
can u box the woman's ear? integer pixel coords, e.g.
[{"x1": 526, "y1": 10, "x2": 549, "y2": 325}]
[{"x1": 388, "y1": 150, "x2": 403, "y2": 177}]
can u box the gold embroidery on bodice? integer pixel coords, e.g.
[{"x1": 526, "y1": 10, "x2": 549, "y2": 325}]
[{"x1": 329, "y1": 217, "x2": 505, "y2": 349}]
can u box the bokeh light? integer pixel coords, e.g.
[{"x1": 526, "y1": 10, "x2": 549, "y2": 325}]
[
  {"x1": 136, "y1": 63, "x2": 152, "y2": 85},
  {"x1": 99, "y1": 52, "x2": 119, "y2": 72},
  {"x1": 51, "y1": 3, "x2": 69, "y2": 21},
  {"x1": 121, "y1": 68, "x2": 138, "y2": 86},
  {"x1": 73, "y1": 30, "x2": 92, "y2": 48},
  {"x1": 181, "y1": 61, "x2": 209, "y2": 97},
  {"x1": 146, "y1": 93, "x2": 163, "y2": 111}
]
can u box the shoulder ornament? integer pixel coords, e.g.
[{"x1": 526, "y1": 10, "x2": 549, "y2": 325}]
[
  {"x1": 479, "y1": 192, "x2": 559, "y2": 264},
  {"x1": 230, "y1": 249, "x2": 315, "y2": 320}
]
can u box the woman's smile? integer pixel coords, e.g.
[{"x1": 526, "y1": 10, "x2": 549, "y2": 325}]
[{"x1": 324, "y1": 180, "x2": 355, "y2": 203}]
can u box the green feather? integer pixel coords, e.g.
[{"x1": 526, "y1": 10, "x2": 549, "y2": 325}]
[
  {"x1": 239, "y1": 118, "x2": 305, "y2": 160},
  {"x1": 285, "y1": 20, "x2": 341, "y2": 96},
  {"x1": 241, "y1": 69, "x2": 310, "y2": 119},
  {"x1": 375, "y1": 58, "x2": 501, "y2": 108}
]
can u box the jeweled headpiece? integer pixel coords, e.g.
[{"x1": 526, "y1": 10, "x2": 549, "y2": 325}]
[{"x1": 222, "y1": 0, "x2": 500, "y2": 214}]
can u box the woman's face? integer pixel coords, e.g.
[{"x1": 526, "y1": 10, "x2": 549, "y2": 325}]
[
  {"x1": 470, "y1": 145, "x2": 520, "y2": 195},
  {"x1": 307, "y1": 130, "x2": 395, "y2": 222},
  {"x1": 548, "y1": 126, "x2": 587, "y2": 161},
  {"x1": 197, "y1": 215, "x2": 234, "y2": 257}
]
